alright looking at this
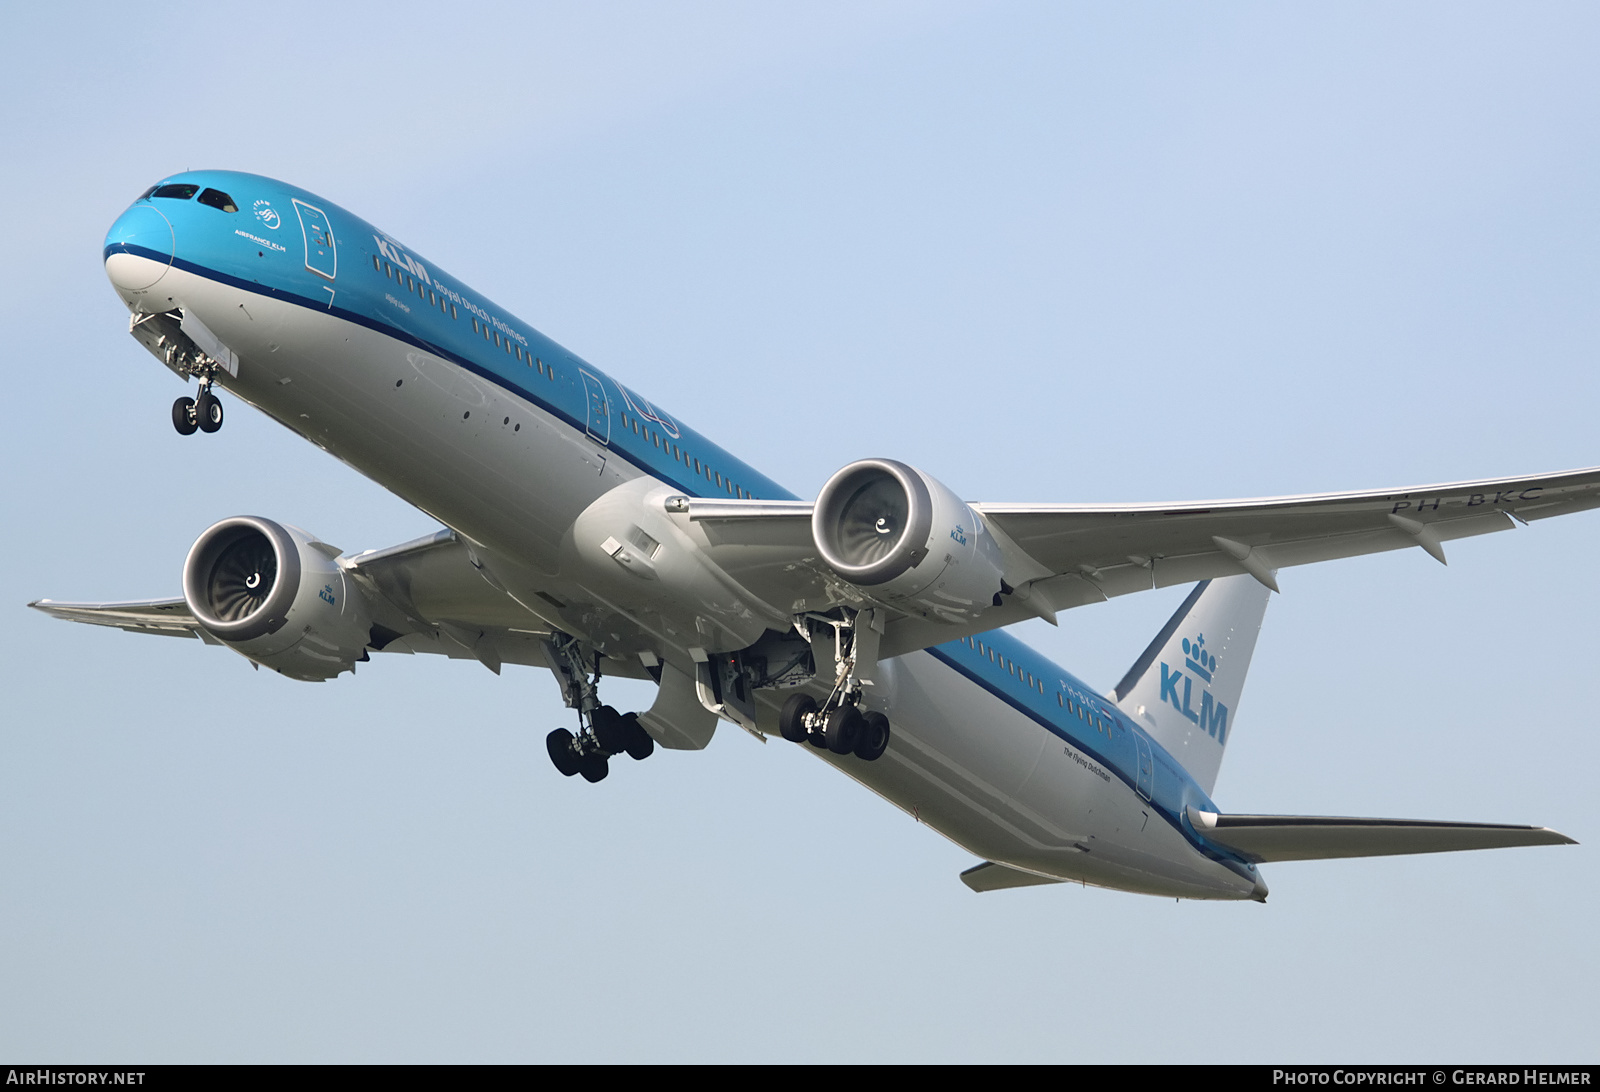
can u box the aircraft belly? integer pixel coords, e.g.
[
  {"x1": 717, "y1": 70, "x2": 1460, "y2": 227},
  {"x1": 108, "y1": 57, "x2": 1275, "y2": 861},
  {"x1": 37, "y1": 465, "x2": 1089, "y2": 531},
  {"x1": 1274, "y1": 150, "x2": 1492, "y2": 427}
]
[{"x1": 808, "y1": 652, "x2": 1256, "y2": 899}]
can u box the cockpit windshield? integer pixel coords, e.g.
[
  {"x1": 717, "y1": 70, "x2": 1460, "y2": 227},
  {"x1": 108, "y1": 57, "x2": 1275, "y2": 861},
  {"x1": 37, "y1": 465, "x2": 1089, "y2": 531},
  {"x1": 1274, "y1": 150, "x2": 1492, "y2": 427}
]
[
  {"x1": 197, "y1": 188, "x2": 238, "y2": 213},
  {"x1": 150, "y1": 183, "x2": 199, "y2": 201}
]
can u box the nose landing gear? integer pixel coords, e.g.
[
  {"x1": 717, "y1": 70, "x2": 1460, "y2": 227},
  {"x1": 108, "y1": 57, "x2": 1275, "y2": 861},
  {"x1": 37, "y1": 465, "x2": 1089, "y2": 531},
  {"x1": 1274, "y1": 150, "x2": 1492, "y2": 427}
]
[{"x1": 171, "y1": 383, "x2": 224, "y2": 436}]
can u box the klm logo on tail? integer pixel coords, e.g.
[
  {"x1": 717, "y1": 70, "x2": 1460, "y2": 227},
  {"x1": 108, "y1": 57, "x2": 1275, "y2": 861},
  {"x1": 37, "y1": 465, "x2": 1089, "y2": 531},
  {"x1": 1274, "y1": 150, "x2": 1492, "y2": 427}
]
[{"x1": 1158, "y1": 633, "x2": 1228, "y2": 744}]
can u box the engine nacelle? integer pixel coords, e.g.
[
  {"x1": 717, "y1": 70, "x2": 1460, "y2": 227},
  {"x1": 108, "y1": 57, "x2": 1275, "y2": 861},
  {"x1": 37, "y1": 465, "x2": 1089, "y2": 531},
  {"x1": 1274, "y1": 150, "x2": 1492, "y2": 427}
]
[
  {"x1": 812, "y1": 459, "x2": 1005, "y2": 622},
  {"x1": 182, "y1": 516, "x2": 374, "y2": 681}
]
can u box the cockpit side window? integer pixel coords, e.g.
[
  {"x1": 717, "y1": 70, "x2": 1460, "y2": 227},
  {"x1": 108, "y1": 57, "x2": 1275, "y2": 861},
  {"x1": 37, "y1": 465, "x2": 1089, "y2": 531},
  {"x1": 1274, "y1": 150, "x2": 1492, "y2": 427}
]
[
  {"x1": 151, "y1": 183, "x2": 199, "y2": 200},
  {"x1": 197, "y1": 188, "x2": 238, "y2": 213}
]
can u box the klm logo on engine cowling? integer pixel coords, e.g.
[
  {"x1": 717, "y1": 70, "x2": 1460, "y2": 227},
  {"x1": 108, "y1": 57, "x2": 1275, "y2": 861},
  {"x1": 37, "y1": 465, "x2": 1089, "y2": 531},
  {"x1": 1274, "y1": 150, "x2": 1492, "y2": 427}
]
[{"x1": 1158, "y1": 633, "x2": 1228, "y2": 744}]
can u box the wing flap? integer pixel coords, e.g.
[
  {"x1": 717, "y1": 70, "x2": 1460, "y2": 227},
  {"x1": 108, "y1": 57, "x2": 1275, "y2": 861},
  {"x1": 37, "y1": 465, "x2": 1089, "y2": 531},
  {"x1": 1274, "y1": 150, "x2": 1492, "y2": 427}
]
[{"x1": 1187, "y1": 808, "x2": 1576, "y2": 863}]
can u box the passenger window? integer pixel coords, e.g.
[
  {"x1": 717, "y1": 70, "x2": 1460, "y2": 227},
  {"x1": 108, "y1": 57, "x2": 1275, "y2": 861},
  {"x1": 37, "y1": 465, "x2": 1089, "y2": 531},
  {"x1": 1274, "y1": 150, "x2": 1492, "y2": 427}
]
[
  {"x1": 151, "y1": 184, "x2": 199, "y2": 200},
  {"x1": 197, "y1": 188, "x2": 238, "y2": 213}
]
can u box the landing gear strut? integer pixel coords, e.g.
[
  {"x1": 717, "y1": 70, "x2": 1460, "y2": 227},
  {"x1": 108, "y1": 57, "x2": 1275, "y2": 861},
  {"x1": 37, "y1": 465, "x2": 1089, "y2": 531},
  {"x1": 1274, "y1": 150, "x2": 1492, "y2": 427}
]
[
  {"x1": 171, "y1": 378, "x2": 224, "y2": 436},
  {"x1": 540, "y1": 632, "x2": 656, "y2": 783},
  {"x1": 782, "y1": 609, "x2": 892, "y2": 761},
  {"x1": 129, "y1": 309, "x2": 231, "y2": 437}
]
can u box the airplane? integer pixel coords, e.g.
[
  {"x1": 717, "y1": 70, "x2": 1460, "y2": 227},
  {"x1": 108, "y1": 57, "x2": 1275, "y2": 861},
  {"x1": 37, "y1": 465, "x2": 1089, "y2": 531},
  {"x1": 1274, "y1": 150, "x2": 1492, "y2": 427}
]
[{"x1": 32, "y1": 169, "x2": 1589, "y2": 902}]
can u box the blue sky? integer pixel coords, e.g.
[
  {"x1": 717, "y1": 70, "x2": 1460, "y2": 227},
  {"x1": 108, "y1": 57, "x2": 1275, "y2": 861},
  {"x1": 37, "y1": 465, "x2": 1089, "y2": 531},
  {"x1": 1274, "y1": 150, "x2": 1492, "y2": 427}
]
[{"x1": 2, "y1": 2, "x2": 1596, "y2": 1061}]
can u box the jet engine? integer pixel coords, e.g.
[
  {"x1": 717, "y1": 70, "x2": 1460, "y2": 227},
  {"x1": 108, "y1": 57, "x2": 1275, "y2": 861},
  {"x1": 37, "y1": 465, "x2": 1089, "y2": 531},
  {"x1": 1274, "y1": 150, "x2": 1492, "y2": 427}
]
[
  {"x1": 812, "y1": 459, "x2": 1005, "y2": 622},
  {"x1": 182, "y1": 516, "x2": 376, "y2": 680}
]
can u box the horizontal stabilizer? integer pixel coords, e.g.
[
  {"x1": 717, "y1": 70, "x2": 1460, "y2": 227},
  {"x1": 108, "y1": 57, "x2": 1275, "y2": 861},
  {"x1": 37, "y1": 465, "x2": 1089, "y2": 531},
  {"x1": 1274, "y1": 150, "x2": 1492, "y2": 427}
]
[
  {"x1": 959, "y1": 861, "x2": 1064, "y2": 893},
  {"x1": 1187, "y1": 807, "x2": 1576, "y2": 863}
]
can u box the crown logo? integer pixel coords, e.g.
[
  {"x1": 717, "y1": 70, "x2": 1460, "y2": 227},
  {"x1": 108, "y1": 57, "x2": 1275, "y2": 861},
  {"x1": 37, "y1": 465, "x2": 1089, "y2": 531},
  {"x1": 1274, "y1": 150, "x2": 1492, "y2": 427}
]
[{"x1": 1182, "y1": 634, "x2": 1216, "y2": 682}]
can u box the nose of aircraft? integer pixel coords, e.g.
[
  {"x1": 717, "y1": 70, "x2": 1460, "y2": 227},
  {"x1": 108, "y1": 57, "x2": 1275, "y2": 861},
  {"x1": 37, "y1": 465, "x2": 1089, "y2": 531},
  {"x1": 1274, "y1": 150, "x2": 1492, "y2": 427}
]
[{"x1": 104, "y1": 204, "x2": 175, "y2": 293}]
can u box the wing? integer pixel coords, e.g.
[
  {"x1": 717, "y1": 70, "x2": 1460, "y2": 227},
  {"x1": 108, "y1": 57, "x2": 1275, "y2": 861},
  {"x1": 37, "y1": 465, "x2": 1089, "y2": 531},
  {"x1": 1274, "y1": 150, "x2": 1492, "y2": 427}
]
[
  {"x1": 29, "y1": 597, "x2": 215, "y2": 640},
  {"x1": 1186, "y1": 809, "x2": 1576, "y2": 864},
  {"x1": 31, "y1": 530, "x2": 563, "y2": 673},
  {"x1": 683, "y1": 465, "x2": 1600, "y2": 656}
]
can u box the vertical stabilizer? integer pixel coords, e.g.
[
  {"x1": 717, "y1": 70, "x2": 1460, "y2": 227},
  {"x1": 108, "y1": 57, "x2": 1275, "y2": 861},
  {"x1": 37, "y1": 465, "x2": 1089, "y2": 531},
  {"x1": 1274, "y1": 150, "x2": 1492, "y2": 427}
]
[{"x1": 1112, "y1": 574, "x2": 1270, "y2": 794}]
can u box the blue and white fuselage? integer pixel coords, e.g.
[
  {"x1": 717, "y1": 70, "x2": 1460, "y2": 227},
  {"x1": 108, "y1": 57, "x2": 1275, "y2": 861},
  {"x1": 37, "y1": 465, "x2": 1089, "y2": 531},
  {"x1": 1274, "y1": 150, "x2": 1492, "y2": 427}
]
[{"x1": 75, "y1": 169, "x2": 1577, "y2": 902}]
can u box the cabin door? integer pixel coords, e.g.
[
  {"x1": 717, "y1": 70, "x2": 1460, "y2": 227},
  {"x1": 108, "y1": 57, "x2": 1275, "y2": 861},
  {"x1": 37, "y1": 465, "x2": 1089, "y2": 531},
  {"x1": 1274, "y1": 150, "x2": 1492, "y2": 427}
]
[
  {"x1": 292, "y1": 199, "x2": 337, "y2": 280},
  {"x1": 580, "y1": 370, "x2": 611, "y2": 445},
  {"x1": 1134, "y1": 734, "x2": 1154, "y2": 801}
]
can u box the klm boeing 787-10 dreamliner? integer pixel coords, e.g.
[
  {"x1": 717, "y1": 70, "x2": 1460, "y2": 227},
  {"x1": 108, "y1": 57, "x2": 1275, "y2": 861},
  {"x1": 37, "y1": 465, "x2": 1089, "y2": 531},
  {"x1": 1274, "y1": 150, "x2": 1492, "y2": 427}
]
[{"x1": 33, "y1": 170, "x2": 1587, "y2": 901}]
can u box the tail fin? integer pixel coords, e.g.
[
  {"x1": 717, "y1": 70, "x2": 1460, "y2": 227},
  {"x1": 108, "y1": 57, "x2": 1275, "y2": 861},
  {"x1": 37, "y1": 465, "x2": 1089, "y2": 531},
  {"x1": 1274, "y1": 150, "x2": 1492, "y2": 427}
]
[{"x1": 1113, "y1": 575, "x2": 1270, "y2": 794}]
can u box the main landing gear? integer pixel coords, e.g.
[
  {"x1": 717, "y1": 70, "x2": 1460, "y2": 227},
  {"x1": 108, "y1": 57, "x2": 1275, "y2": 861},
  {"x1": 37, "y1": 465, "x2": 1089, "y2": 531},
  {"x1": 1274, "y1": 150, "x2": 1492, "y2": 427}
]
[
  {"x1": 540, "y1": 631, "x2": 655, "y2": 784},
  {"x1": 172, "y1": 381, "x2": 224, "y2": 436},
  {"x1": 546, "y1": 705, "x2": 655, "y2": 783},
  {"x1": 777, "y1": 693, "x2": 890, "y2": 761},
  {"x1": 773, "y1": 609, "x2": 891, "y2": 761}
]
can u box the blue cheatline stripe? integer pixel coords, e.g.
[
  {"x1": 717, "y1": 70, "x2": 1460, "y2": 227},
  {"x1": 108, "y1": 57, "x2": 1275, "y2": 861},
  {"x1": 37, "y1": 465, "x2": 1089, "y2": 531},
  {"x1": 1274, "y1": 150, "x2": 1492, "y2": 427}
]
[
  {"x1": 111, "y1": 244, "x2": 736, "y2": 501},
  {"x1": 924, "y1": 643, "x2": 1254, "y2": 875},
  {"x1": 119, "y1": 243, "x2": 1253, "y2": 879}
]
